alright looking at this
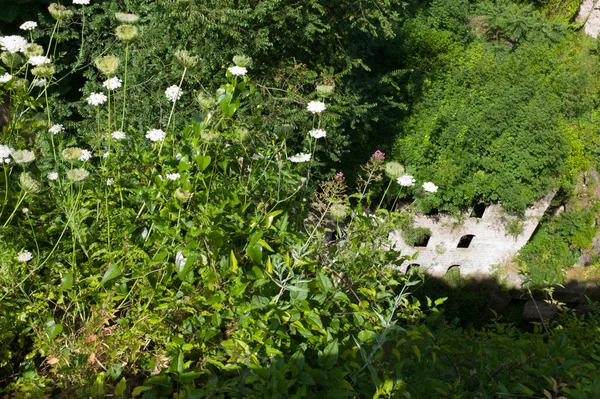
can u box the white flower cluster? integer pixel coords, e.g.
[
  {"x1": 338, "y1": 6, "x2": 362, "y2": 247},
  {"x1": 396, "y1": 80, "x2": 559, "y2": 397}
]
[
  {"x1": 165, "y1": 173, "x2": 180, "y2": 181},
  {"x1": 103, "y1": 77, "x2": 122, "y2": 90},
  {"x1": 79, "y1": 149, "x2": 92, "y2": 161},
  {"x1": 0, "y1": 35, "x2": 28, "y2": 53},
  {"x1": 422, "y1": 182, "x2": 438, "y2": 193},
  {"x1": 31, "y1": 78, "x2": 46, "y2": 87},
  {"x1": 228, "y1": 66, "x2": 247, "y2": 76},
  {"x1": 106, "y1": 178, "x2": 114, "y2": 185},
  {"x1": 28, "y1": 56, "x2": 51, "y2": 66},
  {"x1": 396, "y1": 174, "x2": 415, "y2": 187},
  {"x1": 165, "y1": 85, "x2": 183, "y2": 102},
  {"x1": 306, "y1": 101, "x2": 326, "y2": 114},
  {"x1": 49, "y1": 124, "x2": 63, "y2": 135},
  {"x1": 17, "y1": 250, "x2": 33, "y2": 262},
  {"x1": 73, "y1": 0, "x2": 91, "y2": 4},
  {"x1": 47, "y1": 172, "x2": 58, "y2": 180},
  {"x1": 12, "y1": 149, "x2": 35, "y2": 164},
  {"x1": 0, "y1": 73, "x2": 12, "y2": 83},
  {"x1": 86, "y1": 92, "x2": 107, "y2": 106},
  {"x1": 20, "y1": 21, "x2": 38, "y2": 31},
  {"x1": 289, "y1": 152, "x2": 311, "y2": 163},
  {"x1": 308, "y1": 129, "x2": 326, "y2": 139},
  {"x1": 111, "y1": 131, "x2": 126, "y2": 140},
  {"x1": 146, "y1": 128, "x2": 166, "y2": 142},
  {"x1": 0, "y1": 144, "x2": 14, "y2": 164}
]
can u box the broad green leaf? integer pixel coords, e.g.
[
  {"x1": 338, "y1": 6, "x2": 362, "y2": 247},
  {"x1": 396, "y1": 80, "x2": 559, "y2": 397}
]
[
  {"x1": 101, "y1": 264, "x2": 122, "y2": 286},
  {"x1": 60, "y1": 273, "x2": 73, "y2": 291},
  {"x1": 115, "y1": 378, "x2": 127, "y2": 398},
  {"x1": 318, "y1": 339, "x2": 339, "y2": 369},
  {"x1": 195, "y1": 155, "x2": 211, "y2": 172}
]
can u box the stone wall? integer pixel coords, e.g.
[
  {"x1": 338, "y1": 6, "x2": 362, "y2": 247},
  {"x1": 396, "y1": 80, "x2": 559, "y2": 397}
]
[
  {"x1": 578, "y1": 0, "x2": 600, "y2": 38},
  {"x1": 390, "y1": 192, "x2": 555, "y2": 278}
]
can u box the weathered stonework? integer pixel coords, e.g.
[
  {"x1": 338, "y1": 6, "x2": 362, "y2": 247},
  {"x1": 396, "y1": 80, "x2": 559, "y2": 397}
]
[
  {"x1": 578, "y1": 0, "x2": 600, "y2": 38},
  {"x1": 390, "y1": 192, "x2": 555, "y2": 278}
]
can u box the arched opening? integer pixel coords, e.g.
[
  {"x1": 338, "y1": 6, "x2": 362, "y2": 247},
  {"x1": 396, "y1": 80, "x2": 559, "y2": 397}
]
[
  {"x1": 413, "y1": 232, "x2": 431, "y2": 247},
  {"x1": 446, "y1": 265, "x2": 461, "y2": 278},
  {"x1": 457, "y1": 234, "x2": 475, "y2": 248},
  {"x1": 471, "y1": 203, "x2": 486, "y2": 218},
  {"x1": 405, "y1": 263, "x2": 420, "y2": 275}
]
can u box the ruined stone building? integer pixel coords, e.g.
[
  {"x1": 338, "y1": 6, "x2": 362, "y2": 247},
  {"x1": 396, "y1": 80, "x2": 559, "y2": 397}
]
[{"x1": 389, "y1": 193, "x2": 555, "y2": 278}]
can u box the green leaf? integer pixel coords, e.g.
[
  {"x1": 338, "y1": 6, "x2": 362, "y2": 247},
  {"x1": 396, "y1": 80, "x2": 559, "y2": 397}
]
[
  {"x1": 101, "y1": 264, "x2": 122, "y2": 286},
  {"x1": 132, "y1": 386, "x2": 152, "y2": 397},
  {"x1": 115, "y1": 378, "x2": 127, "y2": 398},
  {"x1": 195, "y1": 155, "x2": 211, "y2": 172},
  {"x1": 230, "y1": 250, "x2": 238, "y2": 273},
  {"x1": 45, "y1": 319, "x2": 63, "y2": 340},
  {"x1": 246, "y1": 244, "x2": 263, "y2": 265},
  {"x1": 318, "y1": 339, "x2": 339, "y2": 369},
  {"x1": 316, "y1": 271, "x2": 333, "y2": 292},
  {"x1": 60, "y1": 273, "x2": 73, "y2": 291}
]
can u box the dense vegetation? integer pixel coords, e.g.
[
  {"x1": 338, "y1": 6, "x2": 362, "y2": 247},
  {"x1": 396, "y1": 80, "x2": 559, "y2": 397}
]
[{"x1": 1, "y1": 0, "x2": 600, "y2": 397}]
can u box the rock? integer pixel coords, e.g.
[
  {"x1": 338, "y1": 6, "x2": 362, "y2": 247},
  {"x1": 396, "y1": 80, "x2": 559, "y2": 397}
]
[
  {"x1": 523, "y1": 300, "x2": 557, "y2": 322},
  {"x1": 487, "y1": 291, "x2": 511, "y2": 314}
]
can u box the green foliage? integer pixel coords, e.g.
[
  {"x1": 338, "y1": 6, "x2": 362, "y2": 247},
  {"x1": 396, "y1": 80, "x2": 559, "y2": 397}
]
[
  {"x1": 519, "y1": 205, "x2": 598, "y2": 287},
  {"x1": 395, "y1": 18, "x2": 598, "y2": 213}
]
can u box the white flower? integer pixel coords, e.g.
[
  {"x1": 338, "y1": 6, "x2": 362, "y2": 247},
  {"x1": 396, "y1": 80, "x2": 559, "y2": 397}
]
[
  {"x1": 103, "y1": 152, "x2": 109, "y2": 158},
  {"x1": 308, "y1": 129, "x2": 326, "y2": 139},
  {"x1": 0, "y1": 73, "x2": 13, "y2": 83},
  {"x1": 146, "y1": 128, "x2": 166, "y2": 142},
  {"x1": 176, "y1": 250, "x2": 187, "y2": 269},
  {"x1": 228, "y1": 66, "x2": 247, "y2": 76},
  {"x1": 165, "y1": 85, "x2": 183, "y2": 102},
  {"x1": 11, "y1": 149, "x2": 35, "y2": 164},
  {"x1": 307, "y1": 101, "x2": 326, "y2": 114},
  {"x1": 49, "y1": 124, "x2": 63, "y2": 134},
  {"x1": 79, "y1": 149, "x2": 92, "y2": 161},
  {"x1": 20, "y1": 21, "x2": 38, "y2": 31},
  {"x1": 0, "y1": 145, "x2": 14, "y2": 162},
  {"x1": 396, "y1": 174, "x2": 415, "y2": 187},
  {"x1": 86, "y1": 92, "x2": 107, "y2": 106},
  {"x1": 47, "y1": 172, "x2": 58, "y2": 180},
  {"x1": 422, "y1": 182, "x2": 438, "y2": 193},
  {"x1": 111, "y1": 131, "x2": 126, "y2": 140},
  {"x1": 288, "y1": 152, "x2": 312, "y2": 163},
  {"x1": 103, "y1": 77, "x2": 122, "y2": 90},
  {"x1": 17, "y1": 250, "x2": 33, "y2": 262},
  {"x1": 106, "y1": 178, "x2": 114, "y2": 185},
  {"x1": 31, "y1": 78, "x2": 46, "y2": 87},
  {"x1": 165, "y1": 173, "x2": 180, "y2": 181},
  {"x1": 73, "y1": 0, "x2": 90, "y2": 4},
  {"x1": 0, "y1": 35, "x2": 28, "y2": 53},
  {"x1": 22, "y1": 207, "x2": 29, "y2": 214},
  {"x1": 28, "y1": 56, "x2": 51, "y2": 66}
]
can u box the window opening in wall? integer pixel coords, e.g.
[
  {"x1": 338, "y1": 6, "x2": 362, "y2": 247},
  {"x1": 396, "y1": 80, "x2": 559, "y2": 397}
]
[
  {"x1": 457, "y1": 234, "x2": 475, "y2": 248},
  {"x1": 413, "y1": 232, "x2": 431, "y2": 247},
  {"x1": 446, "y1": 265, "x2": 461, "y2": 277},
  {"x1": 471, "y1": 203, "x2": 486, "y2": 218},
  {"x1": 406, "y1": 264, "x2": 420, "y2": 275}
]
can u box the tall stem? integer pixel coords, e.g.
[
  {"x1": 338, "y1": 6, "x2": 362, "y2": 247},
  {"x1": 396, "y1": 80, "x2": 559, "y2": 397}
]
[{"x1": 120, "y1": 43, "x2": 130, "y2": 131}]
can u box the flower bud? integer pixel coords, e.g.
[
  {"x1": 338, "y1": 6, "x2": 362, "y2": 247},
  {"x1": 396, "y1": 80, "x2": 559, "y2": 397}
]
[
  {"x1": 233, "y1": 55, "x2": 253, "y2": 68},
  {"x1": 174, "y1": 50, "x2": 198, "y2": 68},
  {"x1": 95, "y1": 55, "x2": 119, "y2": 76},
  {"x1": 20, "y1": 172, "x2": 42, "y2": 193},
  {"x1": 115, "y1": 25, "x2": 138, "y2": 42},
  {"x1": 115, "y1": 12, "x2": 139, "y2": 23},
  {"x1": 62, "y1": 147, "x2": 83, "y2": 163},
  {"x1": 31, "y1": 64, "x2": 55, "y2": 78},
  {"x1": 384, "y1": 161, "x2": 405, "y2": 179},
  {"x1": 316, "y1": 84, "x2": 335, "y2": 97},
  {"x1": 48, "y1": 3, "x2": 74, "y2": 20},
  {"x1": 24, "y1": 44, "x2": 44, "y2": 58}
]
